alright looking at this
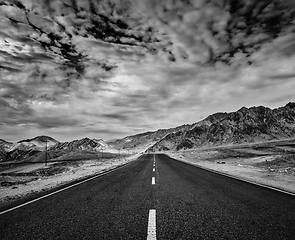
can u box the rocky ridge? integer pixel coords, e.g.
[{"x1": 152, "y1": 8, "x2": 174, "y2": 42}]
[
  {"x1": 0, "y1": 136, "x2": 112, "y2": 162},
  {"x1": 51, "y1": 137, "x2": 112, "y2": 152},
  {"x1": 147, "y1": 102, "x2": 295, "y2": 152},
  {"x1": 108, "y1": 124, "x2": 191, "y2": 151},
  {"x1": 1, "y1": 102, "x2": 295, "y2": 161}
]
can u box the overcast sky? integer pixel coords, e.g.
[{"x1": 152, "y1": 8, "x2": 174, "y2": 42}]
[{"x1": 1, "y1": 0, "x2": 295, "y2": 142}]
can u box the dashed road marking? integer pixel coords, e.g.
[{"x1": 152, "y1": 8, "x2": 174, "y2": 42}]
[
  {"x1": 152, "y1": 177, "x2": 155, "y2": 185},
  {"x1": 147, "y1": 209, "x2": 156, "y2": 240},
  {"x1": 153, "y1": 168, "x2": 155, "y2": 172}
]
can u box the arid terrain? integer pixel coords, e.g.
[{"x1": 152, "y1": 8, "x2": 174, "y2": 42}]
[
  {"x1": 1, "y1": 102, "x2": 295, "y2": 208},
  {"x1": 167, "y1": 138, "x2": 295, "y2": 194},
  {"x1": 0, "y1": 154, "x2": 139, "y2": 208},
  {"x1": 2, "y1": 138, "x2": 295, "y2": 209}
]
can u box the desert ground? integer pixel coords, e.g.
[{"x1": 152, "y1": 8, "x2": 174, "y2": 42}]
[
  {"x1": 167, "y1": 138, "x2": 295, "y2": 194},
  {"x1": 1, "y1": 138, "x2": 295, "y2": 209},
  {"x1": 0, "y1": 154, "x2": 139, "y2": 208}
]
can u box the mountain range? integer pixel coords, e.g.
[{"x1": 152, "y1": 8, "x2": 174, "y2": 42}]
[
  {"x1": 147, "y1": 102, "x2": 295, "y2": 151},
  {"x1": 108, "y1": 124, "x2": 191, "y2": 152},
  {"x1": 1, "y1": 102, "x2": 295, "y2": 161},
  {"x1": 0, "y1": 136, "x2": 115, "y2": 162},
  {"x1": 110, "y1": 102, "x2": 295, "y2": 152}
]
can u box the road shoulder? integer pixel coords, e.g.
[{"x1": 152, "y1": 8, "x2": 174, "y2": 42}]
[
  {"x1": 165, "y1": 151, "x2": 295, "y2": 195},
  {"x1": 0, "y1": 155, "x2": 139, "y2": 209}
]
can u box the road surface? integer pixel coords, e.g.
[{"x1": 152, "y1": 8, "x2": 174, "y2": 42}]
[{"x1": 1, "y1": 154, "x2": 295, "y2": 239}]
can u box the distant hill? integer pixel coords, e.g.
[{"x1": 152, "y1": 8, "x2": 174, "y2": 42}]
[
  {"x1": 11, "y1": 135, "x2": 59, "y2": 151},
  {"x1": 51, "y1": 137, "x2": 116, "y2": 152},
  {"x1": 0, "y1": 139, "x2": 14, "y2": 151},
  {"x1": 147, "y1": 102, "x2": 295, "y2": 151},
  {"x1": 0, "y1": 139, "x2": 14, "y2": 161},
  {"x1": 1, "y1": 102, "x2": 295, "y2": 161},
  {"x1": 108, "y1": 124, "x2": 191, "y2": 152},
  {"x1": 0, "y1": 136, "x2": 115, "y2": 162},
  {"x1": 0, "y1": 136, "x2": 60, "y2": 162}
]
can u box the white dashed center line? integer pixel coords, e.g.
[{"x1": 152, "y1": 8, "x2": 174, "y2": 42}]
[
  {"x1": 152, "y1": 177, "x2": 155, "y2": 185},
  {"x1": 153, "y1": 168, "x2": 155, "y2": 172},
  {"x1": 147, "y1": 209, "x2": 156, "y2": 240}
]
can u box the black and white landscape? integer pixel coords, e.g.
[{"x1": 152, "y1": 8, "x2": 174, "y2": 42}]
[{"x1": 1, "y1": 1, "x2": 295, "y2": 239}]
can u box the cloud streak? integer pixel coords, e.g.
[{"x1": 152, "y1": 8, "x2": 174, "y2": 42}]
[{"x1": 0, "y1": 0, "x2": 295, "y2": 141}]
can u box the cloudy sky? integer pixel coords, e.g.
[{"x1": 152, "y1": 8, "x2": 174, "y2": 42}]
[{"x1": 1, "y1": 0, "x2": 295, "y2": 142}]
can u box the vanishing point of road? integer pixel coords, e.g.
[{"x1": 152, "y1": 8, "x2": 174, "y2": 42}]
[{"x1": 1, "y1": 154, "x2": 295, "y2": 239}]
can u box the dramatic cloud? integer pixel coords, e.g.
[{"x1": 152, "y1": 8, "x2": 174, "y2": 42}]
[{"x1": 0, "y1": 0, "x2": 295, "y2": 141}]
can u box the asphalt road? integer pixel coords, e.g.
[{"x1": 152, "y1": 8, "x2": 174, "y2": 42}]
[{"x1": 1, "y1": 154, "x2": 295, "y2": 239}]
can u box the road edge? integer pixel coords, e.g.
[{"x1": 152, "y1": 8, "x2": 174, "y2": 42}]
[
  {"x1": 0, "y1": 158, "x2": 137, "y2": 215},
  {"x1": 165, "y1": 154, "x2": 295, "y2": 197}
]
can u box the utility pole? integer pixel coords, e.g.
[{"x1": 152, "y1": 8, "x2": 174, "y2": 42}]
[{"x1": 45, "y1": 139, "x2": 47, "y2": 166}]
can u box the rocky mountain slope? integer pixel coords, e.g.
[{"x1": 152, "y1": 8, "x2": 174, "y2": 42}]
[
  {"x1": 108, "y1": 124, "x2": 191, "y2": 152},
  {"x1": 11, "y1": 136, "x2": 59, "y2": 151},
  {"x1": 51, "y1": 137, "x2": 116, "y2": 152},
  {"x1": 0, "y1": 136, "x2": 59, "y2": 162},
  {"x1": 0, "y1": 139, "x2": 14, "y2": 151},
  {"x1": 2, "y1": 102, "x2": 295, "y2": 161},
  {"x1": 147, "y1": 102, "x2": 295, "y2": 152},
  {"x1": 0, "y1": 136, "x2": 114, "y2": 162}
]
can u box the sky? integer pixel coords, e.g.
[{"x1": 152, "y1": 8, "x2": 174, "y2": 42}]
[{"x1": 0, "y1": 0, "x2": 295, "y2": 142}]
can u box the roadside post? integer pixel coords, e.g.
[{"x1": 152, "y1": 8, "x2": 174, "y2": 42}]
[{"x1": 45, "y1": 139, "x2": 47, "y2": 166}]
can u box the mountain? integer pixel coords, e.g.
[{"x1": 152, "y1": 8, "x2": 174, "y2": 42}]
[
  {"x1": 0, "y1": 136, "x2": 59, "y2": 162},
  {"x1": 0, "y1": 136, "x2": 114, "y2": 162},
  {"x1": 51, "y1": 137, "x2": 111, "y2": 152},
  {"x1": 147, "y1": 102, "x2": 295, "y2": 152},
  {"x1": 108, "y1": 124, "x2": 191, "y2": 152},
  {"x1": 0, "y1": 139, "x2": 14, "y2": 161},
  {"x1": 1, "y1": 102, "x2": 295, "y2": 161},
  {"x1": 0, "y1": 139, "x2": 14, "y2": 151},
  {"x1": 10, "y1": 135, "x2": 59, "y2": 152}
]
